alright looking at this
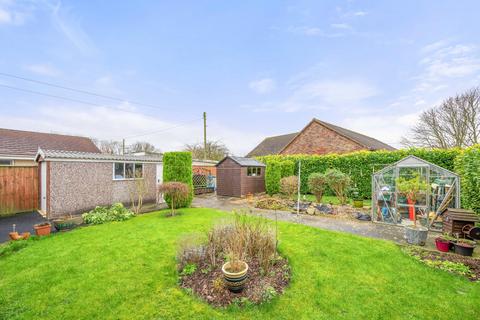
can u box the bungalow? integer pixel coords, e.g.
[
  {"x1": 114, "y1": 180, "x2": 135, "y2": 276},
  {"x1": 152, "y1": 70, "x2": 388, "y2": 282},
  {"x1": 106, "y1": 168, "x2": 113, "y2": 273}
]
[
  {"x1": 0, "y1": 128, "x2": 100, "y2": 166},
  {"x1": 247, "y1": 118, "x2": 395, "y2": 157}
]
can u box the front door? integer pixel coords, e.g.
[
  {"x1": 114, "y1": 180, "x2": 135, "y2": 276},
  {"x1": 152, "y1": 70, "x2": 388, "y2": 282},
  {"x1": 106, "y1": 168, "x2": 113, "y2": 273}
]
[{"x1": 156, "y1": 164, "x2": 164, "y2": 203}]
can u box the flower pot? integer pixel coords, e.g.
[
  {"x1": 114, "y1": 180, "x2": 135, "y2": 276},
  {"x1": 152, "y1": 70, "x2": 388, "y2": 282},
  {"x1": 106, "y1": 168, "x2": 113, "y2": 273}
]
[
  {"x1": 435, "y1": 238, "x2": 450, "y2": 252},
  {"x1": 353, "y1": 199, "x2": 363, "y2": 208},
  {"x1": 222, "y1": 261, "x2": 249, "y2": 293},
  {"x1": 453, "y1": 242, "x2": 476, "y2": 257},
  {"x1": 404, "y1": 225, "x2": 428, "y2": 246},
  {"x1": 53, "y1": 220, "x2": 76, "y2": 231},
  {"x1": 34, "y1": 223, "x2": 51, "y2": 236}
]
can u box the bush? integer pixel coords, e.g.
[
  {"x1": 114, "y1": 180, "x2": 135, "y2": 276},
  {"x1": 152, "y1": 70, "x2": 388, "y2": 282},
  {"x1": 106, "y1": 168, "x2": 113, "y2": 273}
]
[
  {"x1": 307, "y1": 173, "x2": 327, "y2": 202},
  {"x1": 257, "y1": 148, "x2": 460, "y2": 197},
  {"x1": 158, "y1": 182, "x2": 190, "y2": 216},
  {"x1": 279, "y1": 160, "x2": 295, "y2": 178},
  {"x1": 264, "y1": 159, "x2": 296, "y2": 195},
  {"x1": 163, "y1": 152, "x2": 193, "y2": 208},
  {"x1": 279, "y1": 176, "x2": 298, "y2": 199},
  {"x1": 82, "y1": 203, "x2": 134, "y2": 225},
  {"x1": 455, "y1": 145, "x2": 480, "y2": 214},
  {"x1": 325, "y1": 169, "x2": 351, "y2": 205}
]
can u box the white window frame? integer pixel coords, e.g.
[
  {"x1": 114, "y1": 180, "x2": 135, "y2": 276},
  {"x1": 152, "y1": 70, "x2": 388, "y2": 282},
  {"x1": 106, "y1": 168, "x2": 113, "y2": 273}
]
[{"x1": 112, "y1": 162, "x2": 144, "y2": 180}]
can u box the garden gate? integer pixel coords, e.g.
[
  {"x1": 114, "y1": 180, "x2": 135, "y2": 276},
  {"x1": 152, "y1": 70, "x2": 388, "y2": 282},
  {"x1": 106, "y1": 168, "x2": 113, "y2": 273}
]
[{"x1": 0, "y1": 166, "x2": 39, "y2": 216}]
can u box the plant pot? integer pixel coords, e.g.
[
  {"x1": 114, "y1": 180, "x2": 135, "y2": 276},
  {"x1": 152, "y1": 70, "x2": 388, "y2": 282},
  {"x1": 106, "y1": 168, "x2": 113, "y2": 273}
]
[
  {"x1": 353, "y1": 199, "x2": 363, "y2": 208},
  {"x1": 221, "y1": 261, "x2": 249, "y2": 293},
  {"x1": 404, "y1": 225, "x2": 428, "y2": 246},
  {"x1": 53, "y1": 220, "x2": 76, "y2": 231},
  {"x1": 34, "y1": 223, "x2": 51, "y2": 236},
  {"x1": 435, "y1": 238, "x2": 450, "y2": 252},
  {"x1": 453, "y1": 242, "x2": 476, "y2": 257}
]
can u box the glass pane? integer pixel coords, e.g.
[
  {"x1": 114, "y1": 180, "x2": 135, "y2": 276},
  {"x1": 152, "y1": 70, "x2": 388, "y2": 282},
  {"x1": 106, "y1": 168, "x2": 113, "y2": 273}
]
[
  {"x1": 114, "y1": 163, "x2": 124, "y2": 179},
  {"x1": 135, "y1": 164, "x2": 143, "y2": 178},
  {"x1": 257, "y1": 168, "x2": 261, "y2": 176},
  {"x1": 125, "y1": 163, "x2": 134, "y2": 178}
]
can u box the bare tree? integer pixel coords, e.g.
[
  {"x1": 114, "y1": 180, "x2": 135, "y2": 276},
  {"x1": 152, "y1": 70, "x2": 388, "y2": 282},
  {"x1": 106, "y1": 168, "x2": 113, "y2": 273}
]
[
  {"x1": 93, "y1": 139, "x2": 123, "y2": 155},
  {"x1": 129, "y1": 141, "x2": 158, "y2": 154},
  {"x1": 183, "y1": 140, "x2": 229, "y2": 160},
  {"x1": 402, "y1": 87, "x2": 480, "y2": 148}
]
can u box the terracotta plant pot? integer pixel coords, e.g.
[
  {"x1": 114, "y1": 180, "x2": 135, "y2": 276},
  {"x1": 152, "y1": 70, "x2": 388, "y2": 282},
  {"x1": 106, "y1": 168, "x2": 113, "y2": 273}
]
[
  {"x1": 34, "y1": 223, "x2": 51, "y2": 236},
  {"x1": 435, "y1": 238, "x2": 450, "y2": 252},
  {"x1": 222, "y1": 261, "x2": 249, "y2": 293},
  {"x1": 404, "y1": 225, "x2": 428, "y2": 246}
]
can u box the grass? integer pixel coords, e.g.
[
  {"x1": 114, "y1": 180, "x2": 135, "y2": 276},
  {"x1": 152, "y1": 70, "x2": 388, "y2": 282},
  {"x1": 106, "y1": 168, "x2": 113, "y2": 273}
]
[
  {"x1": 0, "y1": 208, "x2": 479, "y2": 319},
  {"x1": 301, "y1": 194, "x2": 372, "y2": 206}
]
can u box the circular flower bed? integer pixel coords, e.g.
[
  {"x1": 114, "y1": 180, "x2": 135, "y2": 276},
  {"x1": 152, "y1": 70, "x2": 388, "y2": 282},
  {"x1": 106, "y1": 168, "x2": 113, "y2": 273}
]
[{"x1": 177, "y1": 212, "x2": 291, "y2": 307}]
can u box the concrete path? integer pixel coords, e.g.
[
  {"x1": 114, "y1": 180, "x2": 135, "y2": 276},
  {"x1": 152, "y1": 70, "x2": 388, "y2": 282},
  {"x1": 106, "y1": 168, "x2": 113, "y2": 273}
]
[
  {"x1": 193, "y1": 194, "x2": 438, "y2": 249},
  {"x1": 0, "y1": 211, "x2": 50, "y2": 243}
]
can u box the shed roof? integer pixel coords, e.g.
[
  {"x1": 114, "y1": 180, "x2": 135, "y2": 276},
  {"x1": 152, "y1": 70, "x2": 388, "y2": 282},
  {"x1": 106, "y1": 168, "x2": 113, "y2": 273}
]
[
  {"x1": 216, "y1": 156, "x2": 265, "y2": 167},
  {"x1": 36, "y1": 149, "x2": 163, "y2": 163},
  {"x1": 0, "y1": 128, "x2": 100, "y2": 157}
]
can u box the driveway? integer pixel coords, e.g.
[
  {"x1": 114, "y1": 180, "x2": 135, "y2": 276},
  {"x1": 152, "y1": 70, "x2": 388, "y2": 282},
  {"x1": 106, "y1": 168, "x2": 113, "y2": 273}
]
[
  {"x1": 0, "y1": 211, "x2": 50, "y2": 243},
  {"x1": 193, "y1": 194, "x2": 438, "y2": 249}
]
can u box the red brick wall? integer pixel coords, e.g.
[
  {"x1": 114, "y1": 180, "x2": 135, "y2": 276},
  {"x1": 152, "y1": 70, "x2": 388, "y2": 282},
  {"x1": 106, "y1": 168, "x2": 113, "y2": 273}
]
[{"x1": 281, "y1": 121, "x2": 365, "y2": 155}]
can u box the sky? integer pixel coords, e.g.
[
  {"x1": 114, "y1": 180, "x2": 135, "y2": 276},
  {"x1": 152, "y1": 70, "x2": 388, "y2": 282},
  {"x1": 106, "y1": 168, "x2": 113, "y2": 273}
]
[{"x1": 1, "y1": 0, "x2": 480, "y2": 155}]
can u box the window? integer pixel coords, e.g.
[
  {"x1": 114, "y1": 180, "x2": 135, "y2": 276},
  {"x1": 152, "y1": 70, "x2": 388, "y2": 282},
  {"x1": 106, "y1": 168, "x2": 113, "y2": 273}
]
[
  {"x1": 247, "y1": 167, "x2": 261, "y2": 176},
  {"x1": 113, "y1": 163, "x2": 144, "y2": 180},
  {"x1": 0, "y1": 159, "x2": 13, "y2": 166}
]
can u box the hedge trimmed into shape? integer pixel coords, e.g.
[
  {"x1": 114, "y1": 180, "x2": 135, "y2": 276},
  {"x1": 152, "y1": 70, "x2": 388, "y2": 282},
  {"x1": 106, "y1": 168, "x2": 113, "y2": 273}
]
[
  {"x1": 454, "y1": 145, "x2": 480, "y2": 214},
  {"x1": 162, "y1": 151, "x2": 193, "y2": 208}
]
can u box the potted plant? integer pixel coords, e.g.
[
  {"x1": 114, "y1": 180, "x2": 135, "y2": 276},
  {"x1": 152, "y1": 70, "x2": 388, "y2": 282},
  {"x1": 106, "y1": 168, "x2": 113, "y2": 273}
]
[
  {"x1": 396, "y1": 174, "x2": 429, "y2": 246},
  {"x1": 453, "y1": 239, "x2": 476, "y2": 256},
  {"x1": 221, "y1": 252, "x2": 249, "y2": 293},
  {"x1": 435, "y1": 234, "x2": 454, "y2": 252},
  {"x1": 350, "y1": 187, "x2": 363, "y2": 208},
  {"x1": 34, "y1": 222, "x2": 51, "y2": 236}
]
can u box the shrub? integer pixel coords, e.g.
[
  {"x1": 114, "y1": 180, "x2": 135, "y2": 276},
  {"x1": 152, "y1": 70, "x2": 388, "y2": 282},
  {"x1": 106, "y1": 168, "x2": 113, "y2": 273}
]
[
  {"x1": 82, "y1": 203, "x2": 134, "y2": 225},
  {"x1": 455, "y1": 145, "x2": 480, "y2": 214},
  {"x1": 177, "y1": 233, "x2": 206, "y2": 269},
  {"x1": 279, "y1": 160, "x2": 295, "y2": 178},
  {"x1": 307, "y1": 173, "x2": 327, "y2": 202},
  {"x1": 162, "y1": 152, "x2": 193, "y2": 208},
  {"x1": 279, "y1": 176, "x2": 298, "y2": 199},
  {"x1": 325, "y1": 169, "x2": 351, "y2": 205},
  {"x1": 158, "y1": 182, "x2": 190, "y2": 216},
  {"x1": 265, "y1": 160, "x2": 282, "y2": 195}
]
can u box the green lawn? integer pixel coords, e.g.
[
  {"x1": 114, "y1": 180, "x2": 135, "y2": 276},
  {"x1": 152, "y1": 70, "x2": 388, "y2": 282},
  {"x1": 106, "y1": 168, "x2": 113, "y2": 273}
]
[
  {"x1": 0, "y1": 208, "x2": 478, "y2": 319},
  {"x1": 302, "y1": 194, "x2": 372, "y2": 206}
]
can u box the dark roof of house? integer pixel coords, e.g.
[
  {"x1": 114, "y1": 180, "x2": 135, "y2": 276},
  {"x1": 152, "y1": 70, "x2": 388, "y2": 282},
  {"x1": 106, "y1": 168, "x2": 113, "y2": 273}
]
[
  {"x1": 0, "y1": 128, "x2": 101, "y2": 157},
  {"x1": 246, "y1": 118, "x2": 395, "y2": 157},
  {"x1": 216, "y1": 156, "x2": 265, "y2": 167},
  {"x1": 36, "y1": 149, "x2": 162, "y2": 163},
  {"x1": 246, "y1": 132, "x2": 299, "y2": 157}
]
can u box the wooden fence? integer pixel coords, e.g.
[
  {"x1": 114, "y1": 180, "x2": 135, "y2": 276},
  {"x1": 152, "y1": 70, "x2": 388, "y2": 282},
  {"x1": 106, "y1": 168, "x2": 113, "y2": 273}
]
[{"x1": 0, "y1": 166, "x2": 39, "y2": 216}]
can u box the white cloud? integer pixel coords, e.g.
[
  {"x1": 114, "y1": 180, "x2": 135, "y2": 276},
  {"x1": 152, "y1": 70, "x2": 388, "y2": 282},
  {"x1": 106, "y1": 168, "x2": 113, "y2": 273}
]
[
  {"x1": 352, "y1": 11, "x2": 368, "y2": 17},
  {"x1": 248, "y1": 78, "x2": 276, "y2": 94},
  {"x1": 286, "y1": 25, "x2": 347, "y2": 38},
  {"x1": 24, "y1": 63, "x2": 60, "y2": 77},
  {"x1": 330, "y1": 23, "x2": 351, "y2": 30},
  {"x1": 0, "y1": 1, "x2": 32, "y2": 25}
]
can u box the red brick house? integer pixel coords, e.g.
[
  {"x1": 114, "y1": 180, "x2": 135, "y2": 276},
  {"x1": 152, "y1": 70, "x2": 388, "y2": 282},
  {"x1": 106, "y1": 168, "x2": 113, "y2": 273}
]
[{"x1": 247, "y1": 118, "x2": 395, "y2": 157}]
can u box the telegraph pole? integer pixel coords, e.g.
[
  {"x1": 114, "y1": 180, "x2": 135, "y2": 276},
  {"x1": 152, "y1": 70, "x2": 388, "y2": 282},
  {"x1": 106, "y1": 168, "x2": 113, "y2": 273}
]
[
  {"x1": 203, "y1": 111, "x2": 207, "y2": 160},
  {"x1": 122, "y1": 138, "x2": 125, "y2": 155}
]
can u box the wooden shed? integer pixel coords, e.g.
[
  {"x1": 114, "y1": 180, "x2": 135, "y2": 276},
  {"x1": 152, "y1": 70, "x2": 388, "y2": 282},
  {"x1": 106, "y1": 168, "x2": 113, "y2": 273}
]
[{"x1": 216, "y1": 156, "x2": 265, "y2": 197}]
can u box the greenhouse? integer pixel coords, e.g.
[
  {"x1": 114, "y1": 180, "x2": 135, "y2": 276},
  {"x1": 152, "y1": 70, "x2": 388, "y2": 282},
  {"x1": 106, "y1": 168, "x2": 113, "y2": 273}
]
[{"x1": 372, "y1": 155, "x2": 460, "y2": 231}]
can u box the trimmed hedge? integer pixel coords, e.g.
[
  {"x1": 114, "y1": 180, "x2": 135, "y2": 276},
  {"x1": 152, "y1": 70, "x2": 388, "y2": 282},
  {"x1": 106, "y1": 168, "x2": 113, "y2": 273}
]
[
  {"x1": 258, "y1": 148, "x2": 461, "y2": 198},
  {"x1": 162, "y1": 151, "x2": 193, "y2": 208},
  {"x1": 265, "y1": 159, "x2": 295, "y2": 195},
  {"x1": 455, "y1": 145, "x2": 480, "y2": 214}
]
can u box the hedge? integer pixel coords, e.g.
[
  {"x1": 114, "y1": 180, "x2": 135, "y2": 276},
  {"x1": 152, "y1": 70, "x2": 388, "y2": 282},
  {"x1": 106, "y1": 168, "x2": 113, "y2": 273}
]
[
  {"x1": 257, "y1": 148, "x2": 461, "y2": 198},
  {"x1": 264, "y1": 159, "x2": 295, "y2": 195},
  {"x1": 454, "y1": 145, "x2": 480, "y2": 214},
  {"x1": 162, "y1": 151, "x2": 193, "y2": 208}
]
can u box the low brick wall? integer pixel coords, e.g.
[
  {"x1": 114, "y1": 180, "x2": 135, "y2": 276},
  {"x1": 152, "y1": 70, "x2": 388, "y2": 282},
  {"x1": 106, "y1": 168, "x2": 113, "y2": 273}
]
[{"x1": 48, "y1": 161, "x2": 157, "y2": 218}]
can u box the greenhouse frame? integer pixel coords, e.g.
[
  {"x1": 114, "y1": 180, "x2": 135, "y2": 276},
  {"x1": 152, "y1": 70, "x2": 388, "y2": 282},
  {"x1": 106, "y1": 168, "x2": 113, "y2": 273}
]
[{"x1": 371, "y1": 155, "x2": 460, "y2": 231}]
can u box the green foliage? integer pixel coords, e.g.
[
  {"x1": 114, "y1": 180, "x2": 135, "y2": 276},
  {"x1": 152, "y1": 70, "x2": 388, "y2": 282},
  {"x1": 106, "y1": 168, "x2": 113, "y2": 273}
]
[
  {"x1": 279, "y1": 176, "x2": 298, "y2": 199},
  {"x1": 163, "y1": 151, "x2": 193, "y2": 208},
  {"x1": 82, "y1": 203, "x2": 134, "y2": 225},
  {"x1": 261, "y1": 285, "x2": 278, "y2": 302},
  {"x1": 396, "y1": 175, "x2": 428, "y2": 201},
  {"x1": 307, "y1": 172, "x2": 327, "y2": 202},
  {"x1": 180, "y1": 263, "x2": 197, "y2": 276},
  {"x1": 455, "y1": 145, "x2": 480, "y2": 214},
  {"x1": 257, "y1": 148, "x2": 460, "y2": 197},
  {"x1": 325, "y1": 169, "x2": 351, "y2": 205},
  {"x1": 279, "y1": 160, "x2": 295, "y2": 178},
  {"x1": 264, "y1": 159, "x2": 296, "y2": 195},
  {"x1": 0, "y1": 239, "x2": 30, "y2": 258}
]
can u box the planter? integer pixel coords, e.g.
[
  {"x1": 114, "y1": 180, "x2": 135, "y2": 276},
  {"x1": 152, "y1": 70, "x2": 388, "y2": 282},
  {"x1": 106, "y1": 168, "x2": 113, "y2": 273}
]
[
  {"x1": 453, "y1": 242, "x2": 476, "y2": 257},
  {"x1": 34, "y1": 223, "x2": 51, "y2": 236},
  {"x1": 435, "y1": 238, "x2": 450, "y2": 252},
  {"x1": 221, "y1": 261, "x2": 249, "y2": 293},
  {"x1": 353, "y1": 199, "x2": 363, "y2": 208},
  {"x1": 53, "y1": 220, "x2": 76, "y2": 231},
  {"x1": 404, "y1": 225, "x2": 428, "y2": 246}
]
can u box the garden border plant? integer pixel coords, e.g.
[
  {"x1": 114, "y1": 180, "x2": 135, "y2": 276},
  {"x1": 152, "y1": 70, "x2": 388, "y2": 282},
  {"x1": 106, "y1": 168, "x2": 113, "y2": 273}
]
[{"x1": 162, "y1": 151, "x2": 194, "y2": 208}]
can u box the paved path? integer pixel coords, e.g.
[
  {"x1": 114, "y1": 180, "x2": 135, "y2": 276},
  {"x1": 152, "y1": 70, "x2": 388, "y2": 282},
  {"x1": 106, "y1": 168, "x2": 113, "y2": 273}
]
[
  {"x1": 193, "y1": 194, "x2": 438, "y2": 249},
  {"x1": 0, "y1": 211, "x2": 50, "y2": 243}
]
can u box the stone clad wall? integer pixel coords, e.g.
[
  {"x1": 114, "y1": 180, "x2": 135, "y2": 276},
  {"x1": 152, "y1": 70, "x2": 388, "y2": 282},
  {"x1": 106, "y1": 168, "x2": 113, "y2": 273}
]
[
  {"x1": 48, "y1": 161, "x2": 157, "y2": 218},
  {"x1": 281, "y1": 121, "x2": 365, "y2": 155}
]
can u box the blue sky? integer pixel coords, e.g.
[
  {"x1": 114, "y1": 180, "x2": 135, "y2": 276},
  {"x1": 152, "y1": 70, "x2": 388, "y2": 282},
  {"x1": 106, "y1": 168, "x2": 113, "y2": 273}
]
[{"x1": 1, "y1": 0, "x2": 480, "y2": 155}]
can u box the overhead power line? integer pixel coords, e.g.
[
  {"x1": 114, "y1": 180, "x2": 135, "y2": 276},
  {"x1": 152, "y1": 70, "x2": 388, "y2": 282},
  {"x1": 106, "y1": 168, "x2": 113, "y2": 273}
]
[
  {"x1": 121, "y1": 117, "x2": 203, "y2": 140},
  {"x1": 0, "y1": 71, "x2": 173, "y2": 110}
]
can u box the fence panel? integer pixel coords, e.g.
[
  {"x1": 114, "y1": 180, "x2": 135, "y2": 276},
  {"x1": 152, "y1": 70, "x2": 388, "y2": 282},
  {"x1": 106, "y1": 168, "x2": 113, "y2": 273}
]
[{"x1": 0, "y1": 166, "x2": 39, "y2": 216}]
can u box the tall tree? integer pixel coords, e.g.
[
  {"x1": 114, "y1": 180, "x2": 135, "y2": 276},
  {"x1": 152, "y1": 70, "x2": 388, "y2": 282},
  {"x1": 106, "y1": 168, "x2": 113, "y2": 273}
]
[
  {"x1": 129, "y1": 141, "x2": 158, "y2": 154},
  {"x1": 402, "y1": 87, "x2": 480, "y2": 148},
  {"x1": 183, "y1": 140, "x2": 229, "y2": 160},
  {"x1": 93, "y1": 139, "x2": 123, "y2": 155}
]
